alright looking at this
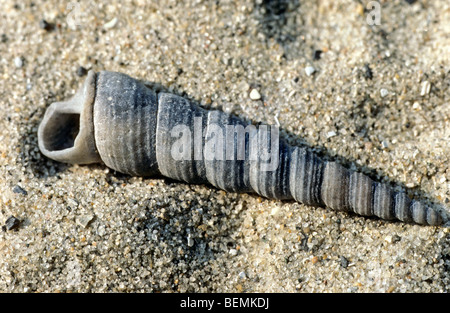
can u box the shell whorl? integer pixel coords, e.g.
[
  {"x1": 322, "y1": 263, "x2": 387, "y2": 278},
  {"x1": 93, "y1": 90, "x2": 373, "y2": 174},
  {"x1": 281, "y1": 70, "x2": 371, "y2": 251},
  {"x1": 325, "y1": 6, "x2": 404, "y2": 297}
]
[
  {"x1": 94, "y1": 72, "x2": 159, "y2": 176},
  {"x1": 37, "y1": 71, "x2": 444, "y2": 226}
]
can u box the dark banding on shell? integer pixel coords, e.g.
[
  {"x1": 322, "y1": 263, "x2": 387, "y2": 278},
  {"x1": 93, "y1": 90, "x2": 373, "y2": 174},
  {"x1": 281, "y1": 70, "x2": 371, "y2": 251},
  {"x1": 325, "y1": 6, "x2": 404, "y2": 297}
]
[
  {"x1": 289, "y1": 147, "x2": 324, "y2": 206},
  {"x1": 37, "y1": 70, "x2": 445, "y2": 226},
  {"x1": 94, "y1": 71, "x2": 160, "y2": 176}
]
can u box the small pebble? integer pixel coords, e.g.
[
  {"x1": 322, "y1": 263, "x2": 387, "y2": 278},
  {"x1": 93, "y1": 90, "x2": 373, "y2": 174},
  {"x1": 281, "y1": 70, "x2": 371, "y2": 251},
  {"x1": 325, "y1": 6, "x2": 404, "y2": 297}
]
[
  {"x1": 238, "y1": 81, "x2": 250, "y2": 92},
  {"x1": 363, "y1": 64, "x2": 373, "y2": 80},
  {"x1": 420, "y1": 81, "x2": 431, "y2": 96},
  {"x1": 313, "y1": 50, "x2": 322, "y2": 60},
  {"x1": 340, "y1": 256, "x2": 349, "y2": 269},
  {"x1": 187, "y1": 234, "x2": 194, "y2": 247},
  {"x1": 67, "y1": 198, "x2": 79, "y2": 208},
  {"x1": 305, "y1": 66, "x2": 315, "y2": 76},
  {"x1": 13, "y1": 185, "x2": 27, "y2": 196},
  {"x1": 76, "y1": 66, "x2": 88, "y2": 77},
  {"x1": 249, "y1": 88, "x2": 261, "y2": 100},
  {"x1": 39, "y1": 19, "x2": 54, "y2": 31},
  {"x1": 1, "y1": 34, "x2": 7, "y2": 43},
  {"x1": 104, "y1": 17, "x2": 118, "y2": 29},
  {"x1": 76, "y1": 215, "x2": 94, "y2": 228},
  {"x1": 326, "y1": 131, "x2": 337, "y2": 138},
  {"x1": 97, "y1": 225, "x2": 106, "y2": 237},
  {"x1": 4, "y1": 216, "x2": 21, "y2": 231},
  {"x1": 404, "y1": 0, "x2": 417, "y2": 4},
  {"x1": 14, "y1": 56, "x2": 24, "y2": 68},
  {"x1": 380, "y1": 88, "x2": 389, "y2": 98}
]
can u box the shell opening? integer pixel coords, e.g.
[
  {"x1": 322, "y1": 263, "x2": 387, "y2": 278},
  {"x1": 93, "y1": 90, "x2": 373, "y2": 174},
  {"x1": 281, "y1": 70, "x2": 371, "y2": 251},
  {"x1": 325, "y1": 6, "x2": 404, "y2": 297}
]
[
  {"x1": 38, "y1": 70, "x2": 101, "y2": 165},
  {"x1": 41, "y1": 112, "x2": 80, "y2": 151}
]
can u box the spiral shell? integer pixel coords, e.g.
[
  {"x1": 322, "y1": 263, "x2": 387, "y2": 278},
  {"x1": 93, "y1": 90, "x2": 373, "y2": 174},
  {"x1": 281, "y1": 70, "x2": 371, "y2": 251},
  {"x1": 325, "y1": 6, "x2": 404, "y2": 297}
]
[{"x1": 38, "y1": 71, "x2": 444, "y2": 226}]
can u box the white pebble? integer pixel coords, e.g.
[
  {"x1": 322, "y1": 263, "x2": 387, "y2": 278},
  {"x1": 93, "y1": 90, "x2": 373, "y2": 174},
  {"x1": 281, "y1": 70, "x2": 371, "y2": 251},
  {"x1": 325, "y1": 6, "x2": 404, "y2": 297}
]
[
  {"x1": 326, "y1": 131, "x2": 337, "y2": 138},
  {"x1": 14, "y1": 56, "x2": 23, "y2": 68},
  {"x1": 305, "y1": 66, "x2": 315, "y2": 76},
  {"x1": 187, "y1": 234, "x2": 194, "y2": 247},
  {"x1": 412, "y1": 102, "x2": 421, "y2": 110},
  {"x1": 270, "y1": 206, "x2": 279, "y2": 215},
  {"x1": 238, "y1": 271, "x2": 246, "y2": 279},
  {"x1": 238, "y1": 81, "x2": 250, "y2": 92},
  {"x1": 67, "y1": 198, "x2": 79, "y2": 208},
  {"x1": 420, "y1": 81, "x2": 431, "y2": 96},
  {"x1": 380, "y1": 88, "x2": 389, "y2": 98},
  {"x1": 76, "y1": 214, "x2": 94, "y2": 228},
  {"x1": 104, "y1": 17, "x2": 118, "y2": 29},
  {"x1": 229, "y1": 248, "x2": 238, "y2": 256},
  {"x1": 249, "y1": 88, "x2": 261, "y2": 100},
  {"x1": 97, "y1": 225, "x2": 106, "y2": 237}
]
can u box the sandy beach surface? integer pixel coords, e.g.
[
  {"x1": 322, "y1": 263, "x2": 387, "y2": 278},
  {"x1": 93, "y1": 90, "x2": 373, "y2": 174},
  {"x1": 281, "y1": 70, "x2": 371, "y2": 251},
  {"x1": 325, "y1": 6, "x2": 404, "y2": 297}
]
[{"x1": 0, "y1": 0, "x2": 449, "y2": 292}]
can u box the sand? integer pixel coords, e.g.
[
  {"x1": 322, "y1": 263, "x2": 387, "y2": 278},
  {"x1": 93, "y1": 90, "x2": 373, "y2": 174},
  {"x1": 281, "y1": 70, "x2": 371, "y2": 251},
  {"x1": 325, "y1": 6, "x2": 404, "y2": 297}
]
[{"x1": 0, "y1": 0, "x2": 449, "y2": 292}]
